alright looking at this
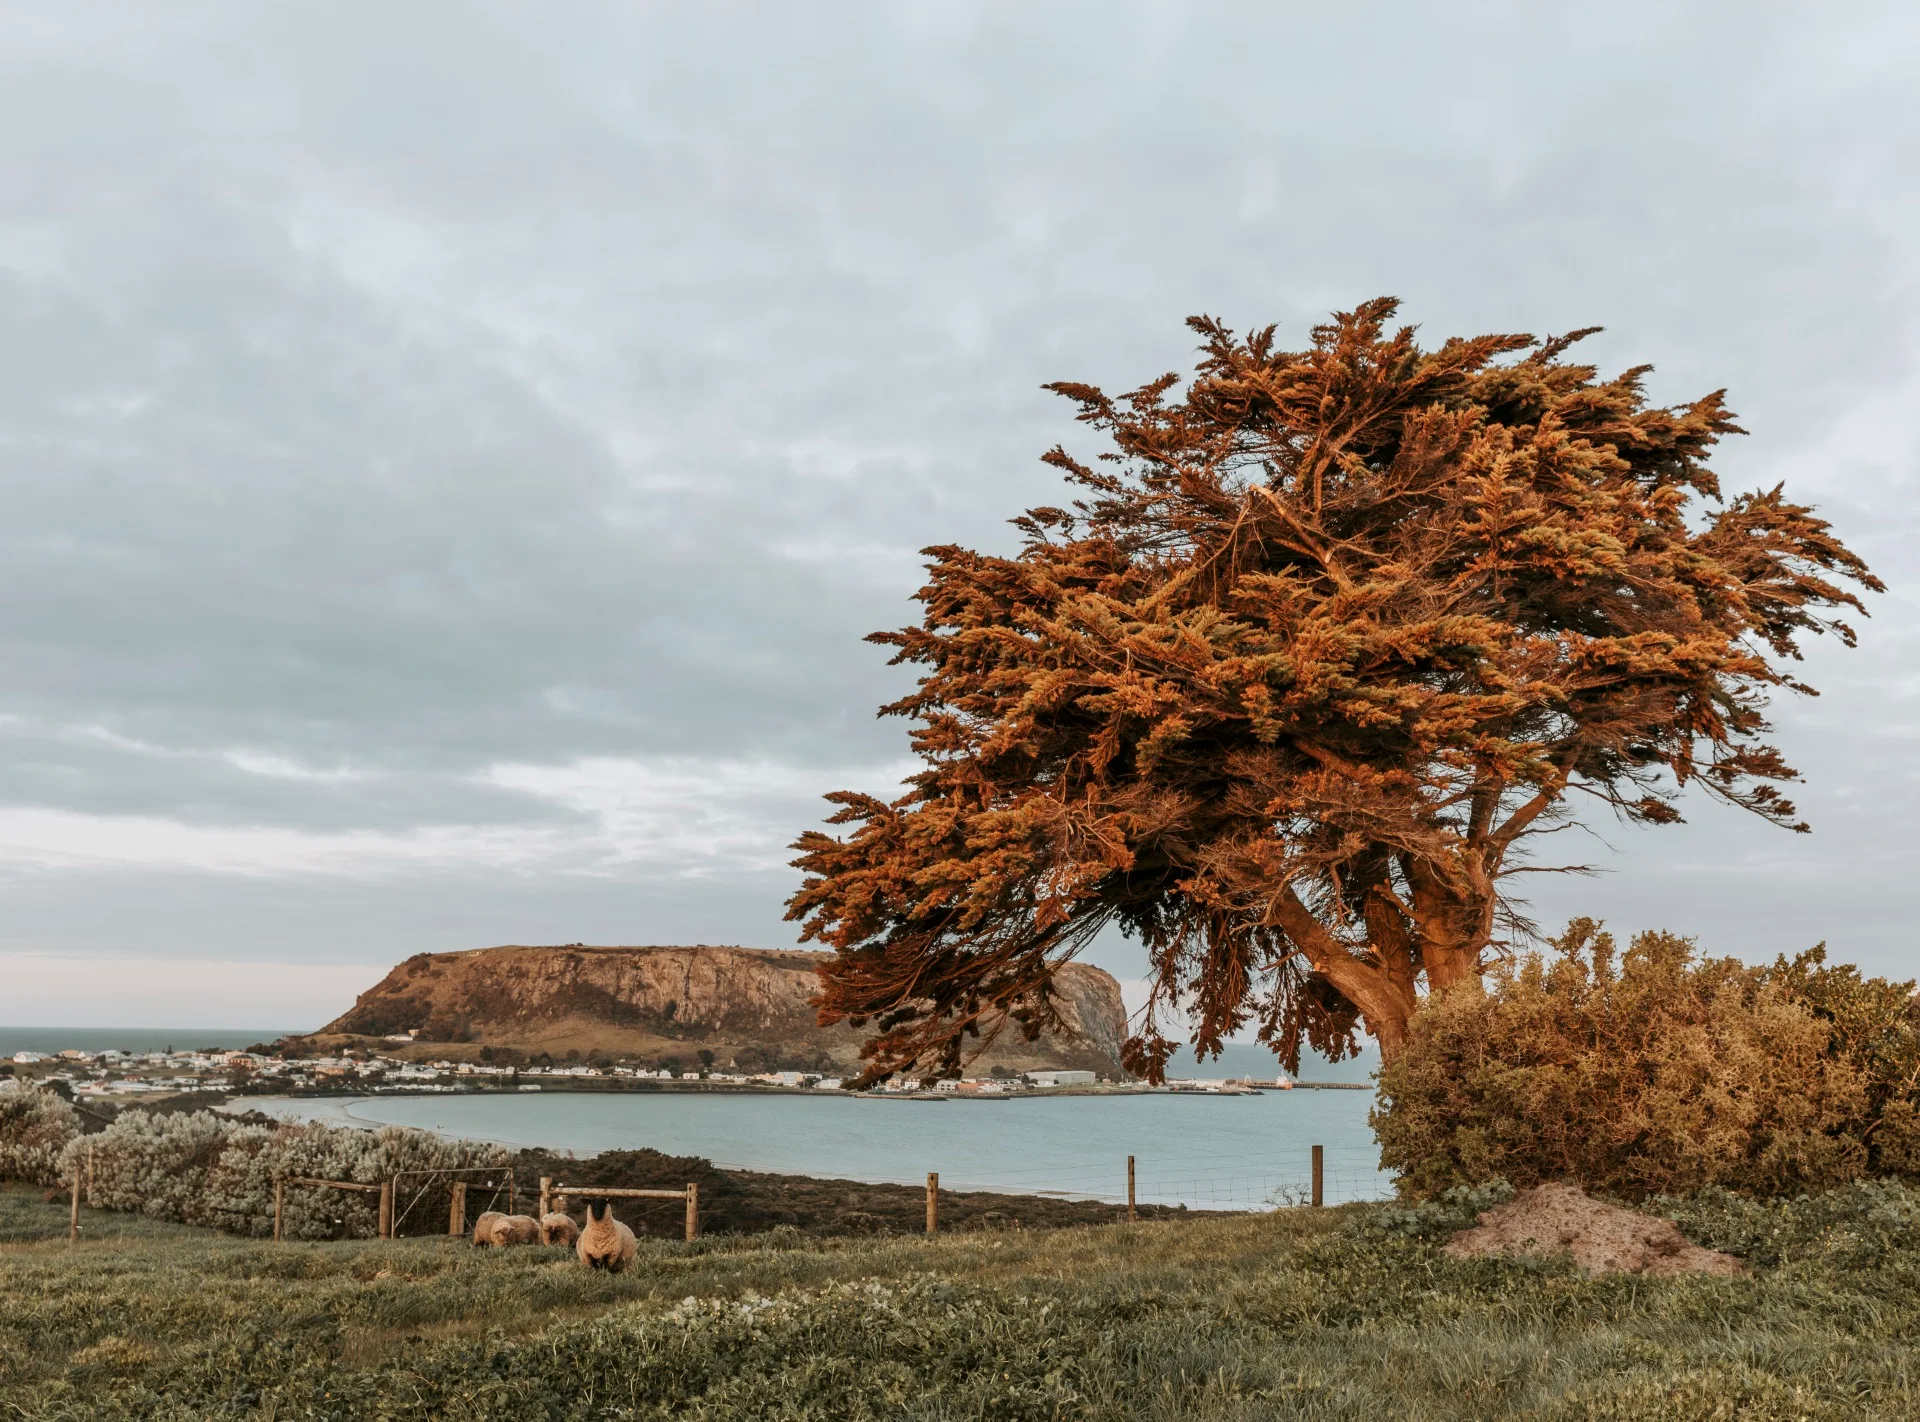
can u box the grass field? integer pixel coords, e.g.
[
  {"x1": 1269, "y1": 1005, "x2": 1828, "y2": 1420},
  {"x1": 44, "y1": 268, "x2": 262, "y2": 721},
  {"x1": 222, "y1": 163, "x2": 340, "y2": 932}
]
[{"x1": 7, "y1": 1181, "x2": 1920, "y2": 1420}]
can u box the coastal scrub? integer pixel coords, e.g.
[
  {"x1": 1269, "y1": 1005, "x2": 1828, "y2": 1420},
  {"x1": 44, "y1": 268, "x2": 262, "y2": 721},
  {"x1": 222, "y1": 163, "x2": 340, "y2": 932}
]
[{"x1": 1375, "y1": 920, "x2": 1920, "y2": 1199}]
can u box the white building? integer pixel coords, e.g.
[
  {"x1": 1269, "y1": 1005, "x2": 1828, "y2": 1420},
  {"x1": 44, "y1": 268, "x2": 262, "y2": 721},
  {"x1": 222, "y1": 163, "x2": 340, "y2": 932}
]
[
  {"x1": 1024, "y1": 1069, "x2": 1097, "y2": 1088},
  {"x1": 11, "y1": 1051, "x2": 46, "y2": 1064}
]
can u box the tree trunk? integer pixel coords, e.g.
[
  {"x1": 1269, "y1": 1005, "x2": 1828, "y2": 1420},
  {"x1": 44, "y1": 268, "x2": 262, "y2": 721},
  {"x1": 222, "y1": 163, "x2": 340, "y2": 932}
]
[
  {"x1": 1359, "y1": 998, "x2": 1409, "y2": 1063},
  {"x1": 1271, "y1": 885, "x2": 1420, "y2": 1060},
  {"x1": 1271, "y1": 881, "x2": 1491, "y2": 1062}
]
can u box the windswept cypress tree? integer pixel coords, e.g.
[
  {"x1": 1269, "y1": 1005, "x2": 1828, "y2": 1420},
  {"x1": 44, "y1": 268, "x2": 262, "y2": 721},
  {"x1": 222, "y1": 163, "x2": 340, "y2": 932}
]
[{"x1": 787, "y1": 300, "x2": 1880, "y2": 1081}]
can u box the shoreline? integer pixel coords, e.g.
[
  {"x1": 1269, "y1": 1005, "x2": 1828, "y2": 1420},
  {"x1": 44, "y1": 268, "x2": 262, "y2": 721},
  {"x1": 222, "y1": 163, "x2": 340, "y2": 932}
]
[{"x1": 214, "y1": 1077, "x2": 1371, "y2": 1104}]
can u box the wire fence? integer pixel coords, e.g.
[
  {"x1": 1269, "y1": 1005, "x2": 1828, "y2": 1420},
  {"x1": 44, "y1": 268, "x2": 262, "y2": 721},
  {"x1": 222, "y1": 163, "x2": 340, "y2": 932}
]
[{"x1": 699, "y1": 1143, "x2": 1395, "y2": 1212}]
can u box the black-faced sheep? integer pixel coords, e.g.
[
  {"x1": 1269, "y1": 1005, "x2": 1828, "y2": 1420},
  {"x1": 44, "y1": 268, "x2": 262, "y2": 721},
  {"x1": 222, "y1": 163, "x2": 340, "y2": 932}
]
[
  {"x1": 577, "y1": 1198, "x2": 636, "y2": 1272},
  {"x1": 540, "y1": 1211, "x2": 579, "y2": 1247}
]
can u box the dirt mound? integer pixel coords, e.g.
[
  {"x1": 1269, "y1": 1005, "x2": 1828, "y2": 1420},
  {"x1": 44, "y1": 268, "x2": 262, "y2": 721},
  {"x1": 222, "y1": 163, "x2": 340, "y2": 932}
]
[{"x1": 1442, "y1": 1182, "x2": 1741, "y2": 1276}]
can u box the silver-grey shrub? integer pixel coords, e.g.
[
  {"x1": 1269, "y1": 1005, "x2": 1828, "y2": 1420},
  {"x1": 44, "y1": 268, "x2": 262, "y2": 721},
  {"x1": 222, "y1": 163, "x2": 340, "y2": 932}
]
[
  {"x1": 0, "y1": 1085, "x2": 82, "y2": 1186},
  {"x1": 55, "y1": 1110, "x2": 507, "y2": 1239}
]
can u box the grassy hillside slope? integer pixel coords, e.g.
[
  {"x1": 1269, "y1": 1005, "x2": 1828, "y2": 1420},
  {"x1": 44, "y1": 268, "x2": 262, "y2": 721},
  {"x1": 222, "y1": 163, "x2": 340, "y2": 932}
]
[{"x1": 7, "y1": 1181, "x2": 1920, "y2": 1420}]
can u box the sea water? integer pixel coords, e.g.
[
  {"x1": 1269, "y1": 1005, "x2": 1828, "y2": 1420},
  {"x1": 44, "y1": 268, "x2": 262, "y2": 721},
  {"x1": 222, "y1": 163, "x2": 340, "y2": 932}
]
[
  {"x1": 246, "y1": 1084, "x2": 1389, "y2": 1210},
  {"x1": 10, "y1": 1026, "x2": 1388, "y2": 1208}
]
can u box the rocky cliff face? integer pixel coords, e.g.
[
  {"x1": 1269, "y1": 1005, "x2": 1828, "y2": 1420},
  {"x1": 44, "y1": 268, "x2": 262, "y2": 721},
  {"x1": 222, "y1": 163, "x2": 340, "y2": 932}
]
[{"x1": 321, "y1": 945, "x2": 1131, "y2": 1078}]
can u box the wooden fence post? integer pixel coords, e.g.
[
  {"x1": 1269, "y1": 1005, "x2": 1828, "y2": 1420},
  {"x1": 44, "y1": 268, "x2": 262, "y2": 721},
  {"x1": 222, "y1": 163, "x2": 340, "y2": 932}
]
[
  {"x1": 378, "y1": 1179, "x2": 394, "y2": 1239},
  {"x1": 539, "y1": 1176, "x2": 551, "y2": 1220},
  {"x1": 274, "y1": 1179, "x2": 285, "y2": 1242},
  {"x1": 1311, "y1": 1144, "x2": 1323, "y2": 1208},
  {"x1": 685, "y1": 1183, "x2": 699, "y2": 1242},
  {"x1": 87, "y1": 1143, "x2": 95, "y2": 1205},
  {"x1": 926, "y1": 1172, "x2": 938, "y2": 1235},
  {"x1": 68, "y1": 1170, "x2": 81, "y2": 1243},
  {"x1": 449, "y1": 1181, "x2": 467, "y2": 1237},
  {"x1": 1127, "y1": 1155, "x2": 1136, "y2": 1223}
]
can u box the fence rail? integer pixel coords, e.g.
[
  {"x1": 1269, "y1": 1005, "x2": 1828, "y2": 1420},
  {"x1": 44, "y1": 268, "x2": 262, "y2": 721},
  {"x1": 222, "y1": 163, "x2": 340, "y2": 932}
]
[
  {"x1": 251, "y1": 1144, "x2": 1381, "y2": 1246},
  {"x1": 544, "y1": 1177, "x2": 700, "y2": 1241}
]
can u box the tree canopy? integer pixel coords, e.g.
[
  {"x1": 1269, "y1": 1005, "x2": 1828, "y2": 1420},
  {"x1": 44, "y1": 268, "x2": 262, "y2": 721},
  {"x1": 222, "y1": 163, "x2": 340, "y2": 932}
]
[{"x1": 786, "y1": 299, "x2": 1880, "y2": 1081}]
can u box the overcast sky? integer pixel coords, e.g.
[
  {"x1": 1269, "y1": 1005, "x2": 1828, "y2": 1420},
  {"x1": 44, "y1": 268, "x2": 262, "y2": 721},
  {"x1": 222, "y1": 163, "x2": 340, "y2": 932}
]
[{"x1": 2, "y1": 2, "x2": 1916, "y2": 1031}]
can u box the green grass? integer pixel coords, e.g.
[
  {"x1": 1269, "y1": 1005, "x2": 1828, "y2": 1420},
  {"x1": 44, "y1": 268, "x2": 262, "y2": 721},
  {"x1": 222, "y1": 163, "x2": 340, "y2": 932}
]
[{"x1": 7, "y1": 1181, "x2": 1920, "y2": 1420}]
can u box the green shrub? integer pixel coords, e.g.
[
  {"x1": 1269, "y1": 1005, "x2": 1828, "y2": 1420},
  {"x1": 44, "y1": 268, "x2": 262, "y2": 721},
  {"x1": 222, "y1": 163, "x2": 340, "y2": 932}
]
[
  {"x1": 0, "y1": 1086, "x2": 80, "y2": 1186},
  {"x1": 1374, "y1": 919, "x2": 1920, "y2": 1200},
  {"x1": 54, "y1": 1110, "x2": 507, "y2": 1238},
  {"x1": 1362, "y1": 1179, "x2": 1515, "y2": 1240},
  {"x1": 1654, "y1": 1178, "x2": 1920, "y2": 1268}
]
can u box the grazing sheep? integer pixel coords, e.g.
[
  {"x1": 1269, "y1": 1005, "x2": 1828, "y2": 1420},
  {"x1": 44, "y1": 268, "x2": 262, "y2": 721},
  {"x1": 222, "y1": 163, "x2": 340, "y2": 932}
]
[
  {"x1": 471, "y1": 1209, "x2": 508, "y2": 1247},
  {"x1": 487, "y1": 1213, "x2": 541, "y2": 1246},
  {"x1": 540, "y1": 1211, "x2": 579, "y2": 1247},
  {"x1": 577, "y1": 1199, "x2": 636, "y2": 1272}
]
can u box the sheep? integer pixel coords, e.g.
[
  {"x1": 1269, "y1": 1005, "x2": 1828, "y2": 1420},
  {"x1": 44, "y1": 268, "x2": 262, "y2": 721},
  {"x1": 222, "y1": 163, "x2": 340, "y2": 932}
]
[
  {"x1": 488, "y1": 1213, "x2": 541, "y2": 1246},
  {"x1": 471, "y1": 1209, "x2": 541, "y2": 1246},
  {"x1": 540, "y1": 1211, "x2": 579, "y2": 1247},
  {"x1": 576, "y1": 1198, "x2": 636, "y2": 1272}
]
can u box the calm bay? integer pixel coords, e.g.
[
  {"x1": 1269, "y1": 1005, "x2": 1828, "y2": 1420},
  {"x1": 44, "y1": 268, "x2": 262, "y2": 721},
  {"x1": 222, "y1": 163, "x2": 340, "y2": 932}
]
[{"x1": 246, "y1": 1084, "x2": 1390, "y2": 1210}]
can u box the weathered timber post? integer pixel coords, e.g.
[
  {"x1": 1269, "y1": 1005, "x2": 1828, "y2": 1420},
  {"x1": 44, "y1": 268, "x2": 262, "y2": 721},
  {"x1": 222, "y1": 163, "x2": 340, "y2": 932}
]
[
  {"x1": 274, "y1": 1179, "x2": 285, "y2": 1242},
  {"x1": 508, "y1": 1176, "x2": 515, "y2": 1217},
  {"x1": 1128, "y1": 1155, "x2": 1136, "y2": 1223},
  {"x1": 1311, "y1": 1145, "x2": 1323, "y2": 1208},
  {"x1": 926, "y1": 1172, "x2": 938, "y2": 1235},
  {"x1": 449, "y1": 1182, "x2": 467, "y2": 1237},
  {"x1": 68, "y1": 1170, "x2": 81, "y2": 1243},
  {"x1": 378, "y1": 1179, "x2": 394, "y2": 1239},
  {"x1": 685, "y1": 1183, "x2": 699, "y2": 1242},
  {"x1": 87, "y1": 1143, "x2": 95, "y2": 1204},
  {"x1": 539, "y1": 1175, "x2": 551, "y2": 1221}
]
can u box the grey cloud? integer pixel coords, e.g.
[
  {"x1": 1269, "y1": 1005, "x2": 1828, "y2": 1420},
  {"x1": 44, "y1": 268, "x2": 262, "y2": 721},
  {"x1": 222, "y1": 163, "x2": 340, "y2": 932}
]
[{"x1": 0, "y1": 2, "x2": 1916, "y2": 1008}]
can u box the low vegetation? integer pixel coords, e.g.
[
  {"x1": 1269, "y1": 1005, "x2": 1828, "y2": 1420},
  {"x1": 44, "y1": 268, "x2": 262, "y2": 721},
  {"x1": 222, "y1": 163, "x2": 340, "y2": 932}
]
[
  {"x1": 1, "y1": 1094, "x2": 507, "y2": 1240},
  {"x1": 10, "y1": 1177, "x2": 1920, "y2": 1419},
  {"x1": 0, "y1": 1083, "x2": 79, "y2": 1184},
  {"x1": 0, "y1": 1085, "x2": 1167, "y2": 1239},
  {"x1": 1376, "y1": 920, "x2": 1920, "y2": 1199}
]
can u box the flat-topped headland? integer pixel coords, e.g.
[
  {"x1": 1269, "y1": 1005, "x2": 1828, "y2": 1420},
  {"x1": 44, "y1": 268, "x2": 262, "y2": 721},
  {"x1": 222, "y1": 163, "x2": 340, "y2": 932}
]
[{"x1": 304, "y1": 942, "x2": 1130, "y2": 1081}]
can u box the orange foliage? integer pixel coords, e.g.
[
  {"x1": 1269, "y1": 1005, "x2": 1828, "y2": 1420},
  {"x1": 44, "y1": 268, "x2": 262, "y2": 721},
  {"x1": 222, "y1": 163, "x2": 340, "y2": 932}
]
[{"x1": 787, "y1": 301, "x2": 1879, "y2": 1083}]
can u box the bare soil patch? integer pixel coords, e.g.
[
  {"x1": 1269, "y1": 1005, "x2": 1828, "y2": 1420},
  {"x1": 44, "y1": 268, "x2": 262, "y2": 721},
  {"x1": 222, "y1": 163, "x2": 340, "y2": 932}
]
[{"x1": 1443, "y1": 1181, "x2": 1741, "y2": 1276}]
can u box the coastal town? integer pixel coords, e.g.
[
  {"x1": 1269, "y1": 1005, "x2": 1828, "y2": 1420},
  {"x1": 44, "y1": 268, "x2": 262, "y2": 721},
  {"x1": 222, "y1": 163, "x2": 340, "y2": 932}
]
[{"x1": 4, "y1": 1043, "x2": 1306, "y2": 1101}]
